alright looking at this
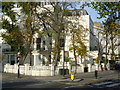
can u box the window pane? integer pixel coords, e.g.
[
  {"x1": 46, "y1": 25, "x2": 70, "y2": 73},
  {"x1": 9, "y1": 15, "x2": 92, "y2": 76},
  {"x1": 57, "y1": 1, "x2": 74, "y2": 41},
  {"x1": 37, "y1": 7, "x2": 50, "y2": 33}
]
[{"x1": 36, "y1": 38, "x2": 41, "y2": 43}]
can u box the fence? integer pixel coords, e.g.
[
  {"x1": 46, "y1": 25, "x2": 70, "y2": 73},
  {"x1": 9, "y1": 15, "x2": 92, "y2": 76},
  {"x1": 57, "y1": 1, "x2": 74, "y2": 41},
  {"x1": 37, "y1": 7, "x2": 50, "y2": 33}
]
[
  {"x1": 4, "y1": 63, "x2": 109, "y2": 76},
  {"x1": 4, "y1": 63, "x2": 71, "y2": 76},
  {"x1": 4, "y1": 64, "x2": 55, "y2": 76}
]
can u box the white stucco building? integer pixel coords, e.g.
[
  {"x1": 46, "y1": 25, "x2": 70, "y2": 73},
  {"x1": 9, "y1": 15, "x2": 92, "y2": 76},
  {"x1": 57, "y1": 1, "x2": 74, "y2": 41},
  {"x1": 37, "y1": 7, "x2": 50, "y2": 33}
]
[
  {"x1": 32, "y1": 6, "x2": 99, "y2": 70},
  {"x1": 2, "y1": 3, "x2": 101, "y2": 74},
  {"x1": 93, "y1": 21, "x2": 120, "y2": 62}
]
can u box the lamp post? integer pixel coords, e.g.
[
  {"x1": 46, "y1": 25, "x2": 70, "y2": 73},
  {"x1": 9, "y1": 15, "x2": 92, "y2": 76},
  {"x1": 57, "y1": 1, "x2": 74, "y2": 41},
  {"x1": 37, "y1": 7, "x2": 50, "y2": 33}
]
[{"x1": 17, "y1": 52, "x2": 20, "y2": 78}]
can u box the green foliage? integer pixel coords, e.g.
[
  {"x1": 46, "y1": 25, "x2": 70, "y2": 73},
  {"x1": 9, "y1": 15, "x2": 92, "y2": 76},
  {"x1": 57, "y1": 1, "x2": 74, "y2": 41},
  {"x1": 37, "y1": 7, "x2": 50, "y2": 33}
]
[
  {"x1": 65, "y1": 57, "x2": 72, "y2": 62},
  {"x1": 2, "y1": 2, "x2": 16, "y2": 22},
  {"x1": 2, "y1": 2, "x2": 40, "y2": 64},
  {"x1": 102, "y1": 58, "x2": 108, "y2": 65},
  {"x1": 2, "y1": 2, "x2": 26, "y2": 54},
  {"x1": 82, "y1": 2, "x2": 120, "y2": 62},
  {"x1": 1, "y1": 29, "x2": 24, "y2": 52},
  {"x1": 38, "y1": 2, "x2": 72, "y2": 66},
  {"x1": 82, "y1": 2, "x2": 120, "y2": 20},
  {"x1": 70, "y1": 25, "x2": 88, "y2": 57},
  {"x1": 104, "y1": 19, "x2": 119, "y2": 60}
]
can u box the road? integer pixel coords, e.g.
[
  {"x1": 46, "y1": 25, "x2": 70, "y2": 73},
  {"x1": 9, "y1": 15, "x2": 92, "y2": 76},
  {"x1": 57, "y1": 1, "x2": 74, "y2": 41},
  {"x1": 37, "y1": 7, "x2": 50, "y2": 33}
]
[
  {"x1": 87, "y1": 80, "x2": 120, "y2": 88},
  {"x1": 2, "y1": 70, "x2": 120, "y2": 89}
]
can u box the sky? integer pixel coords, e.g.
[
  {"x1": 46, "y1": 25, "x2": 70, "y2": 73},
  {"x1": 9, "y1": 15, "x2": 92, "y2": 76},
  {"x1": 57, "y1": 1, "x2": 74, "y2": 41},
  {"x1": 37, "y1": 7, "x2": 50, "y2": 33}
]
[
  {"x1": 66, "y1": 2, "x2": 106, "y2": 23},
  {"x1": 84, "y1": 6, "x2": 106, "y2": 23},
  {"x1": 72, "y1": 2, "x2": 106, "y2": 23}
]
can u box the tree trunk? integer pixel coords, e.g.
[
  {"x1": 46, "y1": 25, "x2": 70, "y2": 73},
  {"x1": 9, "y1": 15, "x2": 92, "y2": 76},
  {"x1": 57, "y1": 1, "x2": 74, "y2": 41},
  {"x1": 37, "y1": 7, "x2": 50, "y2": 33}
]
[
  {"x1": 29, "y1": 49, "x2": 32, "y2": 66},
  {"x1": 22, "y1": 51, "x2": 29, "y2": 64},
  {"x1": 72, "y1": 34, "x2": 77, "y2": 74},
  {"x1": 55, "y1": 33, "x2": 61, "y2": 66},
  {"x1": 111, "y1": 33, "x2": 115, "y2": 60},
  {"x1": 53, "y1": 32, "x2": 61, "y2": 75},
  {"x1": 105, "y1": 32, "x2": 108, "y2": 70}
]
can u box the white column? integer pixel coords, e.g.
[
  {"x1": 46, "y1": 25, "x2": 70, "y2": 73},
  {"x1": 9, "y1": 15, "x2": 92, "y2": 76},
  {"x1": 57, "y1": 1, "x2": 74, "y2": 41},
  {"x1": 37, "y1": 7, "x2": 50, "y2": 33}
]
[
  {"x1": 51, "y1": 54, "x2": 54, "y2": 64},
  {"x1": 34, "y1": 38, "x2": 37, "y2": 50},
  {"x1": 15, "y1": 54, "x2": 17, "y2": 64},
  {"x1": 5, "y1": 64, "x2": 10, "y2": 73},
  {"x1": 81, "y1": 64, "x2": 84, "y2": 72},
  {"x1": 25, "y1": 64, "x2": 30, "y2": 75},
  {"x1": 67, "y1": 62, "x2": 71, "y2": 73},
  {"x1": 41, "y1": 55, "x2": 43, "y2": 66},
  {"x1": 95, "y1": 63, "x2": 99, "y2": 70},
  {"x1": 3, "y1": 64, "x2": 7, "y2": 72},
  {"x1": 14, "y1": 64, "x2": 18, "y2": 73},
  {"x1": 8, "y1": 55, "x2": 11, "y2": 64},
  {"x1": 61, "y1": 50, "x2": 64, "y2": 62},
  {"x1": 50, "y1": 64, "x2": 55, "y2": 76},
  {"x1": 88, "y1": 64, "x2": 91, "y2": 72},
  {"x1": 39, "y1": 55, "x2": 42, "y2": 66},
  {"x1": 44, "y1": 55, "x2": 47, "y2": 64},
  {"x1": 33, "y1": 55, "x2": 36, "y2": 66}
]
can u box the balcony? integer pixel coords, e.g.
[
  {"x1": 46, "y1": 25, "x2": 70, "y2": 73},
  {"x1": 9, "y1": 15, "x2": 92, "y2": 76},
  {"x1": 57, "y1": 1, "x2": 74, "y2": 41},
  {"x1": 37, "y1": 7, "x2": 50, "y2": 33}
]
[
  {"x1": 33, "y1": 47, "x2": 52, "y2": 52},
  {"x1": 2, "y1": 48, "x2": 15, "y2": 52},
  {"x1": 90, "y1": 46, "x2": 98, "y2": 51}
]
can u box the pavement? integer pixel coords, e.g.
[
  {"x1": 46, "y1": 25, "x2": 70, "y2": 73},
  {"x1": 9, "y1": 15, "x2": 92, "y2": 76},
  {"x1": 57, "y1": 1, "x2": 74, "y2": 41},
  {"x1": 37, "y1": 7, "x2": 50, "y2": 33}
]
[{"x1": 2, "y1": 70, "x2": 120, "y2": 88}]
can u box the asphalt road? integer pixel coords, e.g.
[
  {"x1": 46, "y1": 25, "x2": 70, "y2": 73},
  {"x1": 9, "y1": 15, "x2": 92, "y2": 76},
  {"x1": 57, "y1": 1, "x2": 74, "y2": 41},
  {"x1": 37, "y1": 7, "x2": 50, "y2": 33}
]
[{"x1": 2, "y1": 70, "x2": 120, "y2": 89}]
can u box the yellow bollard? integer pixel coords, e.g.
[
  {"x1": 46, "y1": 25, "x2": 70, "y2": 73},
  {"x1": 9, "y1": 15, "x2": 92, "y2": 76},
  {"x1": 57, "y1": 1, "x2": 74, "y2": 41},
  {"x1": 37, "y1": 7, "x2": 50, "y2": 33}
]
[{"x1": 70, "y1": 73, "x2": 74, "y2": 81}]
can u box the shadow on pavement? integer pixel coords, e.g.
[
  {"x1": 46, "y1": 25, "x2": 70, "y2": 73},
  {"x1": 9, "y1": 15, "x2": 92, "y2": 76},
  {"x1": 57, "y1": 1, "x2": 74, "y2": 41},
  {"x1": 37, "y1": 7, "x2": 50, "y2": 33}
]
[{"x1": 2, "y1": 81, "x2": 41, "y2": 88}]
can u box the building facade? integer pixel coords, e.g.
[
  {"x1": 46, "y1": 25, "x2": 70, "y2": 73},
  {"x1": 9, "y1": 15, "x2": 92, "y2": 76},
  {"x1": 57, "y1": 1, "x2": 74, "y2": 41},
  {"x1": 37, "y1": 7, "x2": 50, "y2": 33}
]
[{"x1": 1, "y1": 3, "x2": 101, "y2": 74}]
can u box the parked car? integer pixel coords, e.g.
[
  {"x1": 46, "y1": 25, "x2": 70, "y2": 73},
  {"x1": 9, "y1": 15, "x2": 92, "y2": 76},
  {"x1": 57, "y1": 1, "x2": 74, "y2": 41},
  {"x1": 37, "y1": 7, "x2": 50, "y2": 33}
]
[
  {"x1": 110, "y1": 63, "x2": 120, "y2": 70},
  {"x1": 110, "y1": 64, "x2": 116, "y2": 70},
  {"x1": 115, "y1": 64, "x2": 120, "y2": 71}
]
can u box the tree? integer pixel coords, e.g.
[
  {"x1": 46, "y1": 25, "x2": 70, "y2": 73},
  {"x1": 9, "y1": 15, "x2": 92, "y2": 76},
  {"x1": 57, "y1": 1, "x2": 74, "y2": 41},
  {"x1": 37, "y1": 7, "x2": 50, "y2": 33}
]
[
  {"x1": 104, "y1": 19, "x2": 119, "y2": 60},
  {"x1": 82, "y1": 2, "x2": 120, "y2": 69},
  {"x1": 82, "y1": 2, "x2": 120, "y2": 20},
  {"x1": 70, "y1": 25, "x2": 88, "y2": 73},
  {"x1": 2, "y1": 2, "x2": 26, "y2": 58},
  {"x1": 37, "y1": 2, "x2": 73, "y2": 68},
  {"x1": 2, "y1": 2, "x2": 76, "y2": 68},
  {"x1": 2, "y1": 2, "x2": 42, "y2": 65},
  {"x1": 18, "y1": 2, "x2": 41, "y2": 65}
]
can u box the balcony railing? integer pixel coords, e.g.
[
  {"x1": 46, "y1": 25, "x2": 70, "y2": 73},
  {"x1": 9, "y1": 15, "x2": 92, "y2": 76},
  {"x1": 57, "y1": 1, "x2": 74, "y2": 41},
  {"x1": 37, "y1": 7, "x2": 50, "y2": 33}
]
[
  {"x1": 33, "y1": 48, "x2": 52, "y2": 51},
  {"x1": 2, "y1": 48, "x2": 15, "y2": 52}
]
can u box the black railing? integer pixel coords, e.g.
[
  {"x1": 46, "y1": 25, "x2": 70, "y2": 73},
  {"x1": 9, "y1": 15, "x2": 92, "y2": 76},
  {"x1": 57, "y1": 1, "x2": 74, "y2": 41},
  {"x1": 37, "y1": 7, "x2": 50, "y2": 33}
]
[
  {"x1": 33, "y1": 48, "x2": 52, "y2": 51},
  {"x1": 2, "y1": 48, "x2": 15, "y2": 52}
]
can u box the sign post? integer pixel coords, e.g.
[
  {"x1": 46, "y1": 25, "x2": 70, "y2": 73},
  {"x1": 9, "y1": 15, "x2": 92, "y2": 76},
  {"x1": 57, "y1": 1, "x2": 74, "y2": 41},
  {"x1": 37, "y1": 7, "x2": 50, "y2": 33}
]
[
  {"x1": 95, "y1": 70, "x2": 98, "y2": 79},
  {"x1": 17, "y1": 52, "x2": 20, "y2": 78}
]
